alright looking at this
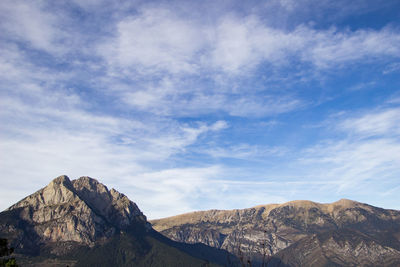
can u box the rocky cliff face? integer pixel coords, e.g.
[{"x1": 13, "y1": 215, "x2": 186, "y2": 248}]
[
  {"x1": 2, "y1": 175, "x2": 148, "y2": 252},
  {"x1": 268, "y1": 229, "x2": 400, "y2": 267},
  {"x1": 151, "y1": 199, "x2": 400, "y2": 266}
]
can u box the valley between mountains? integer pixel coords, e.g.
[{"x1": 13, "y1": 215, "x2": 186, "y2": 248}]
[{"x1": 1, "y1": 176, "x2": 400, "y2": 266}]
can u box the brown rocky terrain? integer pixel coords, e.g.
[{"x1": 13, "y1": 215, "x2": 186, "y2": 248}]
[{"x1": 151, "y1": 199, "x2": 400, "y2": 266}]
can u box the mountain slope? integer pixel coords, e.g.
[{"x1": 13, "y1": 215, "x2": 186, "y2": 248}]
[
  {"x1": 0, "y1": 175, "x2": 235, "y2": 266},
  {"x1": 267, "y1": 228, "x2": 400, "y2": 267},
  {"x1": 151, "y1": 199, "x2": 400, "y2": 266}
]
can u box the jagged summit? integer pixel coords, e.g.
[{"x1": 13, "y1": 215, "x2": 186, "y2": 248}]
[
  {"x1": 71, "y1": 176, "x2": 146, "y2": 229},
  {"x1": 8, "y1": 175, "x2": 78, "y2": 210},
  {"x1": 5, "y1": 175, "x2": 147, "y2": 247},
  {"x1": 51, "y1": 174, "x2": 71, "y2": 183}
]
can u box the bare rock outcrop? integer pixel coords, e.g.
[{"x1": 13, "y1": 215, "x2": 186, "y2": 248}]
[
  {"x1": 3, "y1": 175, "x2": 148, "y2": 250},
  {"x1": 268, "y1": 229, "x2": 400, "y2": 266}
]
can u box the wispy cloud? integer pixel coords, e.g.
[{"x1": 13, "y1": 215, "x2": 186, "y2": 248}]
[
  {"x1": 99, "y1": 7, "x2": 206, "y2": 74},
  {"x1": 339, "y1": 108, "x2": 400, "y2": 137},
  {"x1": 201, "y1": 143, "x2": 288, "y2": 160},
  {"x1": 120, "y1": 83, "x2": 302, "y2": 117},
  {"x1": 99, "y1": 8, "x2": 400, "y2": 75},
  {"x1": 0, "y1": 1, "x2": 66, "y2": 54},
  {"x1": 94, "y1": 6, "x2": 400, "y2": 119},
  {"x1": 299, "y1": 106, "x2": 400, "y2": 207},
  {"x1": 383, "y1": 62, "x2": 400, "y2": 75},
  {"x1": 301, "y1": 26, "x2": 400, "y2": 68}
]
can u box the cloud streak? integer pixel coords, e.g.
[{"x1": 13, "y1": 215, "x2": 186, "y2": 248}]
[
  {"x1": 0, "y1": 0, "x2": 68, "y2": 54},
  {"x1": 100, "y1": 9, "x2": 400, "y2": 75}
]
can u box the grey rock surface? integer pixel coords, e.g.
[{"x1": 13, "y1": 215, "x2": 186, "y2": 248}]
[
  {"x1": 151, "y1": 199, "x2": 400, "y2": 266},
  {"x1": 4, "y1": 175, "x2": 148, "y2": 248}
]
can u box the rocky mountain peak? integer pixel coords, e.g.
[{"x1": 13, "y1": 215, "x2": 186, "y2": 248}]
[
  {"x1": 7, "y1": 175, "x2": 79, "y2": 211},
  {"x1": 3, "y1": 175, "x2": 148, "y2": 249},
  {"x1": 49, "y1": 174, "x2": 72, "y2": 185},
  {"x1": 72, "y1": 176, "x2": 107, "y2": 193}
]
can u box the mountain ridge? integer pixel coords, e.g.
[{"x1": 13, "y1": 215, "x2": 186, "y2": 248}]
[
  {"x1": 151, "y1": 198, "x2": 400, "y2": 266},
  {"x1": 151, "y1": 198, "x2": 367, "y2": 228}
]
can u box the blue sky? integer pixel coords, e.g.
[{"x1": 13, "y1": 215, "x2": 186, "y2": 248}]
[{"x1": 1, "y1": 0, "x2": 400, "y2": 219}]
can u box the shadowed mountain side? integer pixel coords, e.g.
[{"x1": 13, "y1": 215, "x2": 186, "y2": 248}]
[
  {"x1": 148, "y1": 229, "x2": 239, "y2": 266},
  {"x1": 64, "y1": 227, "x2": 236, "y2": 267},
  {"x1": 6, "y1": 225, "x2": 229, "y2": 267}
]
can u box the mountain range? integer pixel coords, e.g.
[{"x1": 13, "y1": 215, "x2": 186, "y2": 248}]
[
  {"x1": 1, "y1": 175, "x2": 400, "y2": 266},
  {"x1": 151, "y1": 199, "x2": 400, "y2": 266},
  {"x1": 0, "y1": 176, "x2": 235, "y2": 266}
]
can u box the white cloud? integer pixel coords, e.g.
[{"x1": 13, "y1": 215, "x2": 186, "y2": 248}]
[
  {"x1": 209, "y1": 120, "x2": 229, "y2": 131},
  {"x1": 225, "y1": 95, "x2": 302, "y2": 117},
  {"x1": 124, "y1": 166, "x2": 223, "y2": 218},
  {"x1": 302, "y1": 139, "x2": 400, "y2": 193},
  {"x1": 92, "y1": 7, "x2": 400, "y2": 119},
  {"x1": 210, "y1": 15, "x2": 300, "y2": 72},
  {"x1": 278, "y1": 0, "x2": 297, "y2": 11},
  {"x1": 115, "y1": 73, "x2": 302, "y2": 117},
  {"x1": 300, "y1": 107, "x2": 400, "y2": 195},
  {"x1": 203, "y1": 143, "x2": 287, "y2": 160},
  {"x1": 339, "y1": 108, "x2": 400, "y2": 137},
  {"x1": 387, "y1": 96, "x2": 400, "y2": 104},
  {"x1": 302, "y1": 27, "x2": 400, "y2": 68},
  {"x1": 383, "y1": 62, "x2": 400, "y2": 74},
  {"x1": 99, "y1": 8, "x2": 400, "y2": 75},
  {"x1": 0, "y1": 1, "x2": 65, "y2": 53},
  {"x1": 1, "y1": 2, "x2": 398, "y2": 75},
  {"x1": 211, "y1": 16, "x2": 262, "y2": 72},
  {"x1": 99, "y1": 7, "x2": 206, "y2": 74}
]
